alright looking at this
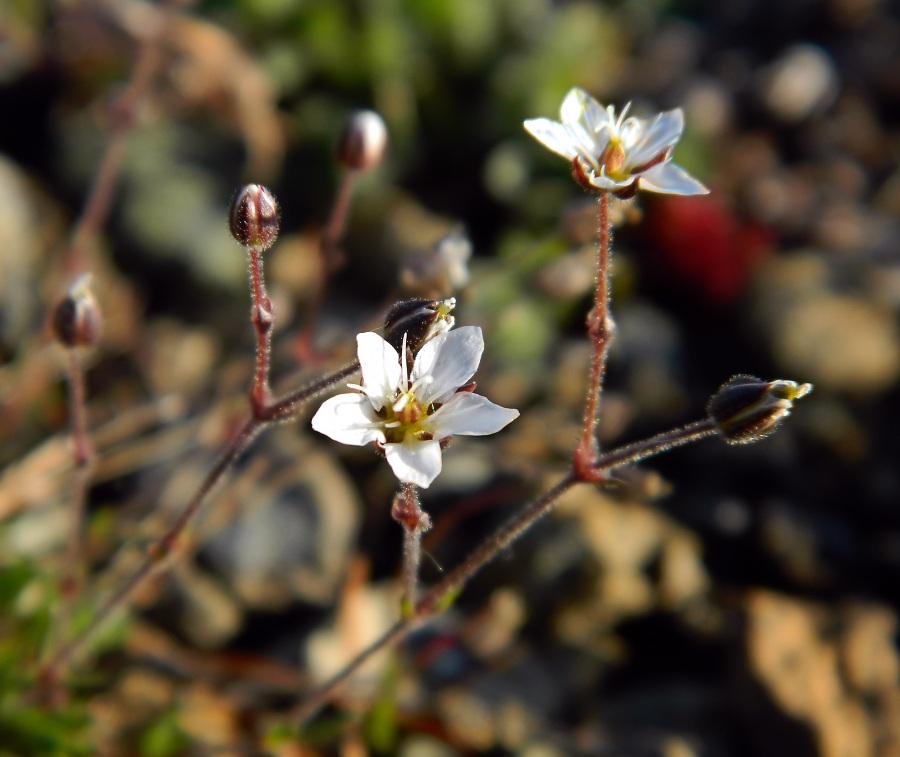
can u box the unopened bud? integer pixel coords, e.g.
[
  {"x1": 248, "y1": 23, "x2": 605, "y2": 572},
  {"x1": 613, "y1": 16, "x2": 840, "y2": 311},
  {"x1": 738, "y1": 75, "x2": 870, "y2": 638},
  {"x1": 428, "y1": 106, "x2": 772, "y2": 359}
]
[
  {"x1": 336, "y1": 110, "x2": 388, "y2": 171},
  {"x1": 52, "y1": 275, "x2": 101, "y2": 349},
  {"x1": 229, "y1": 184, "x2": 280, "y2": 250},
  {"x1": 384, "y1": 297, "x2": 456, "y2": 354},
  {"x1": 708, "y1": 375, "x2": 812, "y2": 445}
]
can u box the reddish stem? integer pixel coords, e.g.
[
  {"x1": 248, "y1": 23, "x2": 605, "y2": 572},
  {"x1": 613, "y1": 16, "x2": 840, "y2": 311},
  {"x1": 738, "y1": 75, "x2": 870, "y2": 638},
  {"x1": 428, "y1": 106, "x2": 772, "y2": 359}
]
[
  {"x1": 248, "y1": 246, "x2": 274, "y2": 415},
  {"x1": 293, "y1": 418, "x2": 719, "y2": 724},
  {"x1": 295, "y1": 170, "x2": 358, "y2": 362},
  {"x1": 392, "y1": 483, "x2": 431, "y2": 610},
  {"x1": 574, "y1": 192, "x2": 615, "y2": 481},
  {"x1": 66, "y1": 0, "x2": 180, "y2": 275}
]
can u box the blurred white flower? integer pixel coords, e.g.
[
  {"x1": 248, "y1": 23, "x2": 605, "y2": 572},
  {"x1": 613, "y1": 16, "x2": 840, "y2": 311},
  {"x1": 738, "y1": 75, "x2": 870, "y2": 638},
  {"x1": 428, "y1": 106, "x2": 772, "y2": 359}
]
[
  {"x1": 524, "y1": 87, "x2": 709, "y2": 197},
  {"x1": 311, "y1": 326, "x2": 519, "y2": 488}
]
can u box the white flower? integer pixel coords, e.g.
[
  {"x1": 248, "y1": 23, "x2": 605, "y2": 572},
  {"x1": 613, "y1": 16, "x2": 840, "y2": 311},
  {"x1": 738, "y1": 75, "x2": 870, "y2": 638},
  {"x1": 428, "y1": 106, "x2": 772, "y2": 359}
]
[
  {"x1": 311, "y1": 326, "x2": 519, "y2": 488},
  {"x1": 524, "y1": 87, "x2": 709, "y2": 197}
]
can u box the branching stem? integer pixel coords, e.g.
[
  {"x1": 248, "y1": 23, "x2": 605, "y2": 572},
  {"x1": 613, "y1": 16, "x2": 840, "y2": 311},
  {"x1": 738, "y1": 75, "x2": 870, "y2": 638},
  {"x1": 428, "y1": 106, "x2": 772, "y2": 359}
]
[{"x1": 293, "y1": 418, "x2": 718, "y2": 724}]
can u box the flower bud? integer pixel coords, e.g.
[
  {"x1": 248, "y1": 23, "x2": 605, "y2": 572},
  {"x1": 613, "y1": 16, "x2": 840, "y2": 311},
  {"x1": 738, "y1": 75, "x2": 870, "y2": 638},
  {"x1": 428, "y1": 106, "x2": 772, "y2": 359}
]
[
  {"x1": 384, "y1": 297, "x2": 456, "y2": 354},
  {"x1": 336, "y1": 110, "x2": 387, "y2": 171},
  {"x1": 229, "y1": 184, "x2": 280, "y2": 250},
  {"x1": 52, "y1": 275, "x2": 101, "y2": 349},
  {"x1": 708, "y1": 375, "x2": 812, "y2": 445}
]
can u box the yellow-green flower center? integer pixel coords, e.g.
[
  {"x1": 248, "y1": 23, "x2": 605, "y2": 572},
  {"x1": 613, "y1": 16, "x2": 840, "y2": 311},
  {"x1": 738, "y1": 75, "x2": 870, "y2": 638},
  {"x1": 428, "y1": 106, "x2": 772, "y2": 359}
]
[
  {"x1": 382, "y1": 389, "x2": 435, "y2": 444},
  {"x1": 599, "y1": 138, "x2": 628, "y2": 181}
]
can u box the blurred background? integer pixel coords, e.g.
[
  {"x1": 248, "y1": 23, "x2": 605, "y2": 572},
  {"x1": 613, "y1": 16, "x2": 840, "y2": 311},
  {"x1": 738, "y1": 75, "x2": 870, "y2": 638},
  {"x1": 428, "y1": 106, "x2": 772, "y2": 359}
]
[{"x1": 0, "y1": 0, "x2": 899, "y2": 754}]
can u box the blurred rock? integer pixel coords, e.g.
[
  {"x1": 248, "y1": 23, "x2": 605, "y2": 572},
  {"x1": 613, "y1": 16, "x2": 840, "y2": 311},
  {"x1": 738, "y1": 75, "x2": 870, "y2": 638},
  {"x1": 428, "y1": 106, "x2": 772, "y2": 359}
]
[
  {"x1": 752, "y1": 254, "x2": 900, "y2": 394},
  {"x1": 759, "y1": 45, "x2": 839, "y2": 122},
  {"x1": 841, "y1": 605, "x2": 899, "y2": 696},
  {"x1": 200, "y1": 434, "x2": 361, "y2": 610},
  {"x1": 144, "y1": 319, "x2": 220, "y2": 399},
  {"x1": 744, "y1": 590, "x2": 900, "y2": 757},
  {"x1": 553, "y1": 485, "x2": 711, "y2": 644},
  {"x1": 177, "y1": 682, "x2": 241, "y2": 750}
]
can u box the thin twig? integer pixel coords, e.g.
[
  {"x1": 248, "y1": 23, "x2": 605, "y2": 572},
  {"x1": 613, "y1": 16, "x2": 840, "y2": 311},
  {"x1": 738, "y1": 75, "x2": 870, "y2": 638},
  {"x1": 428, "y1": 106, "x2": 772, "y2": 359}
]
[
  {"x1": 295, "y1": 170, "x2": 358, "y2": 362},
  {"x1": 66, "y1": 0, "x2": 181, "y2": 275},
  {"x1": 293, "y1": 417, "x2": 719, "y2": 724},
  {"x1": 248, "y1": 245, "x2": 275, "y2": 414},
  {"x1": 574, "y1": 192, "x2": 614, "y2": 480},
  {"x1": 392, "y1": 483, "x2": 431, "y2": 611},
  {"x1": 38, "y1": 417, "x2": 261, "y2": 684},
  {"x1": 64, "y1": 348, "x2": 94, "y2": 592}
]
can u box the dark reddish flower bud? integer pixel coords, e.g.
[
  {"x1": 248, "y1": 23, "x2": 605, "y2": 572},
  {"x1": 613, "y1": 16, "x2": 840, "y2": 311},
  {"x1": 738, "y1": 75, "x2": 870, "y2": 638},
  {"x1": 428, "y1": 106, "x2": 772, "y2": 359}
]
[
  {"x1": 384, "y1": 297, "x2": 456, "y2": 354},
  {"x1": 229, "y1": 184, "x2": 280, "y2": 250},
  {"x1": 708, "y1": 375, "x2": 812, "y2": 444},
  {"x1": 336, "y1": 110, "x2": 388, "y2": 171},
  {"x1": 52, "y1": 275, "x2": 101, "y2": 349}
]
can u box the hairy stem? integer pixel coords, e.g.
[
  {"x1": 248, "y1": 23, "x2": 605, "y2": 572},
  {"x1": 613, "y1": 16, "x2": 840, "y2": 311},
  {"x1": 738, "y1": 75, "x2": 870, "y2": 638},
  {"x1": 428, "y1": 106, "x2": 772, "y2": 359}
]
[
  {"x1": 392, "y1": 483, "x2": 432, "y2": 611},
  {"x1": 293, "y1": 417, "x2": 720, "y2": 723},
  {"x1": 574, "y1": 192, "x2": 614, "y2": 480},
  {"x1": 248, "y1": 246, "x2": 274, "y2": 415}
]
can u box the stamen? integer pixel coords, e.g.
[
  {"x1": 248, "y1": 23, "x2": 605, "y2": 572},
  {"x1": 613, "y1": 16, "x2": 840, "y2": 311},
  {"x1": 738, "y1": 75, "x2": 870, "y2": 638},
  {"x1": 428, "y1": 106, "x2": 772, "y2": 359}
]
[
  {"x1": 616, "y1": 102, "x2": 632, "y2": 132},
  {"x1": 401, "y1": 332, "x2": 410, "y2": 389}
]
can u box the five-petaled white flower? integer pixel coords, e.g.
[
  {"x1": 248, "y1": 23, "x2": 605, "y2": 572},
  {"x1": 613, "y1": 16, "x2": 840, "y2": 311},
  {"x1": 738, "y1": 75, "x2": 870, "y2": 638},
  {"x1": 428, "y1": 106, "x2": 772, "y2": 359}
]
[
  {"x1": 311, "y1": 326, "x2": 519, "y2": 489},
  {"x1": 524, "y1": 87, "x2": 709, "y2": 197}
]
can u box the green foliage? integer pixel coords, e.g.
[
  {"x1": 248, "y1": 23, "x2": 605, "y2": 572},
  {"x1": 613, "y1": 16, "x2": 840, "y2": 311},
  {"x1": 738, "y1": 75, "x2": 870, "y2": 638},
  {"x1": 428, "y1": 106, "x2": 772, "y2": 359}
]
[
  {"x1": 139, "y1": 711, "x2": 190, "y2": 757},
  {"x1": 0, "y1": 563, "x2": 91, "y2": 757}
]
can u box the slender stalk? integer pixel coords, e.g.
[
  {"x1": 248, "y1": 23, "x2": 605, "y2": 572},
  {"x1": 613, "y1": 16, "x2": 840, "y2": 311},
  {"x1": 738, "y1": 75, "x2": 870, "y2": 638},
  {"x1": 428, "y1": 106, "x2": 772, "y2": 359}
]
[
  {"x1": 416, "y1": 474, "x2": 577, "y2": 613},
  {"x1": 43, "y1": 348, "x2": 96, "y2": 674},
  {"x1": 321, "y1": 169, "x2": 357, "y2": 271},
  {"x1": 589, "y1": 419, "x2": 718, "y2": 472},
  {"x1": 248, "y1": 246, "x2": 274, "y2": 414},
  {"x1": 63, "y1": 349, "x2": 94, "y2": 599},
  {"x1": 292, "y1": 620, "x2": 409, "y2": 724},
  {"x1": 38, "y1": 261, "x2": 361, "y2": 689},
  {"x1": 262, "y1": 359, "x2": 360, "y2": 421},
  {"x1": 38, "y1": 417, "x2": 261, "y2": 684},
  {"x1": 392, "y1": 483, "x2": 432, "y2": 611},
  {"x1": 295, "y1": 170, "x2": 358, "y2": 362},
  {"x1": 574, "y1": 192, "x2": 614, "y2": 481},
  {"x1": 66, "y1": 0, "x2": 180, "y2": 275},
  {"x1": 292, "y1": 417, "x2": 721, "y2": 723}
]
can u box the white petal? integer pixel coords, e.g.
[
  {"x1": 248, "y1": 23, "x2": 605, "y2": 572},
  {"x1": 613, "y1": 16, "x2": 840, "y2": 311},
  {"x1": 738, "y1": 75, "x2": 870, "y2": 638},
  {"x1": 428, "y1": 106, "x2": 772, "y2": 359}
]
[
  {"x1": 576, "y1": 90, "x2": 615, "y2": 137},
  {"x1": 587, "y1": 172, "x2": 636, "y2": 193},
  {"x1": 311, "y1": 393, "x2": 385, "y2": 446},
  {"x1": 628, "y1": 109, "x2": 684, "y2": 168},
  {"x1": 560, "y1": 87, "x2": 590, "y2": 125},
  {"x1": 356, "y1": 332, "x2": 401, "y2": 411},
  {"x1": 639, "y1": 162, "x2": 709, "y2": 195},
  {"x1": 413, "y1": 326, "x2": 483, "y2": 406},
  {"x1": 423, "y1": 392, "x2": 519, "y2": 438},
  {"x1": 564, "y1": 88, "x2": 616, "y2": 159},
  {"x1": 566, "y1": 122, "x2": 603, "y2": 162},
  {"x1": 523, "y1": 119, "x2": 578, "y2": 160},
  {"x1": 618, "y1": 116, "x2": 644, "y2": 150},
  {"x1": 384, "y1": 439, "x2": 443, "y2": 488}
]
